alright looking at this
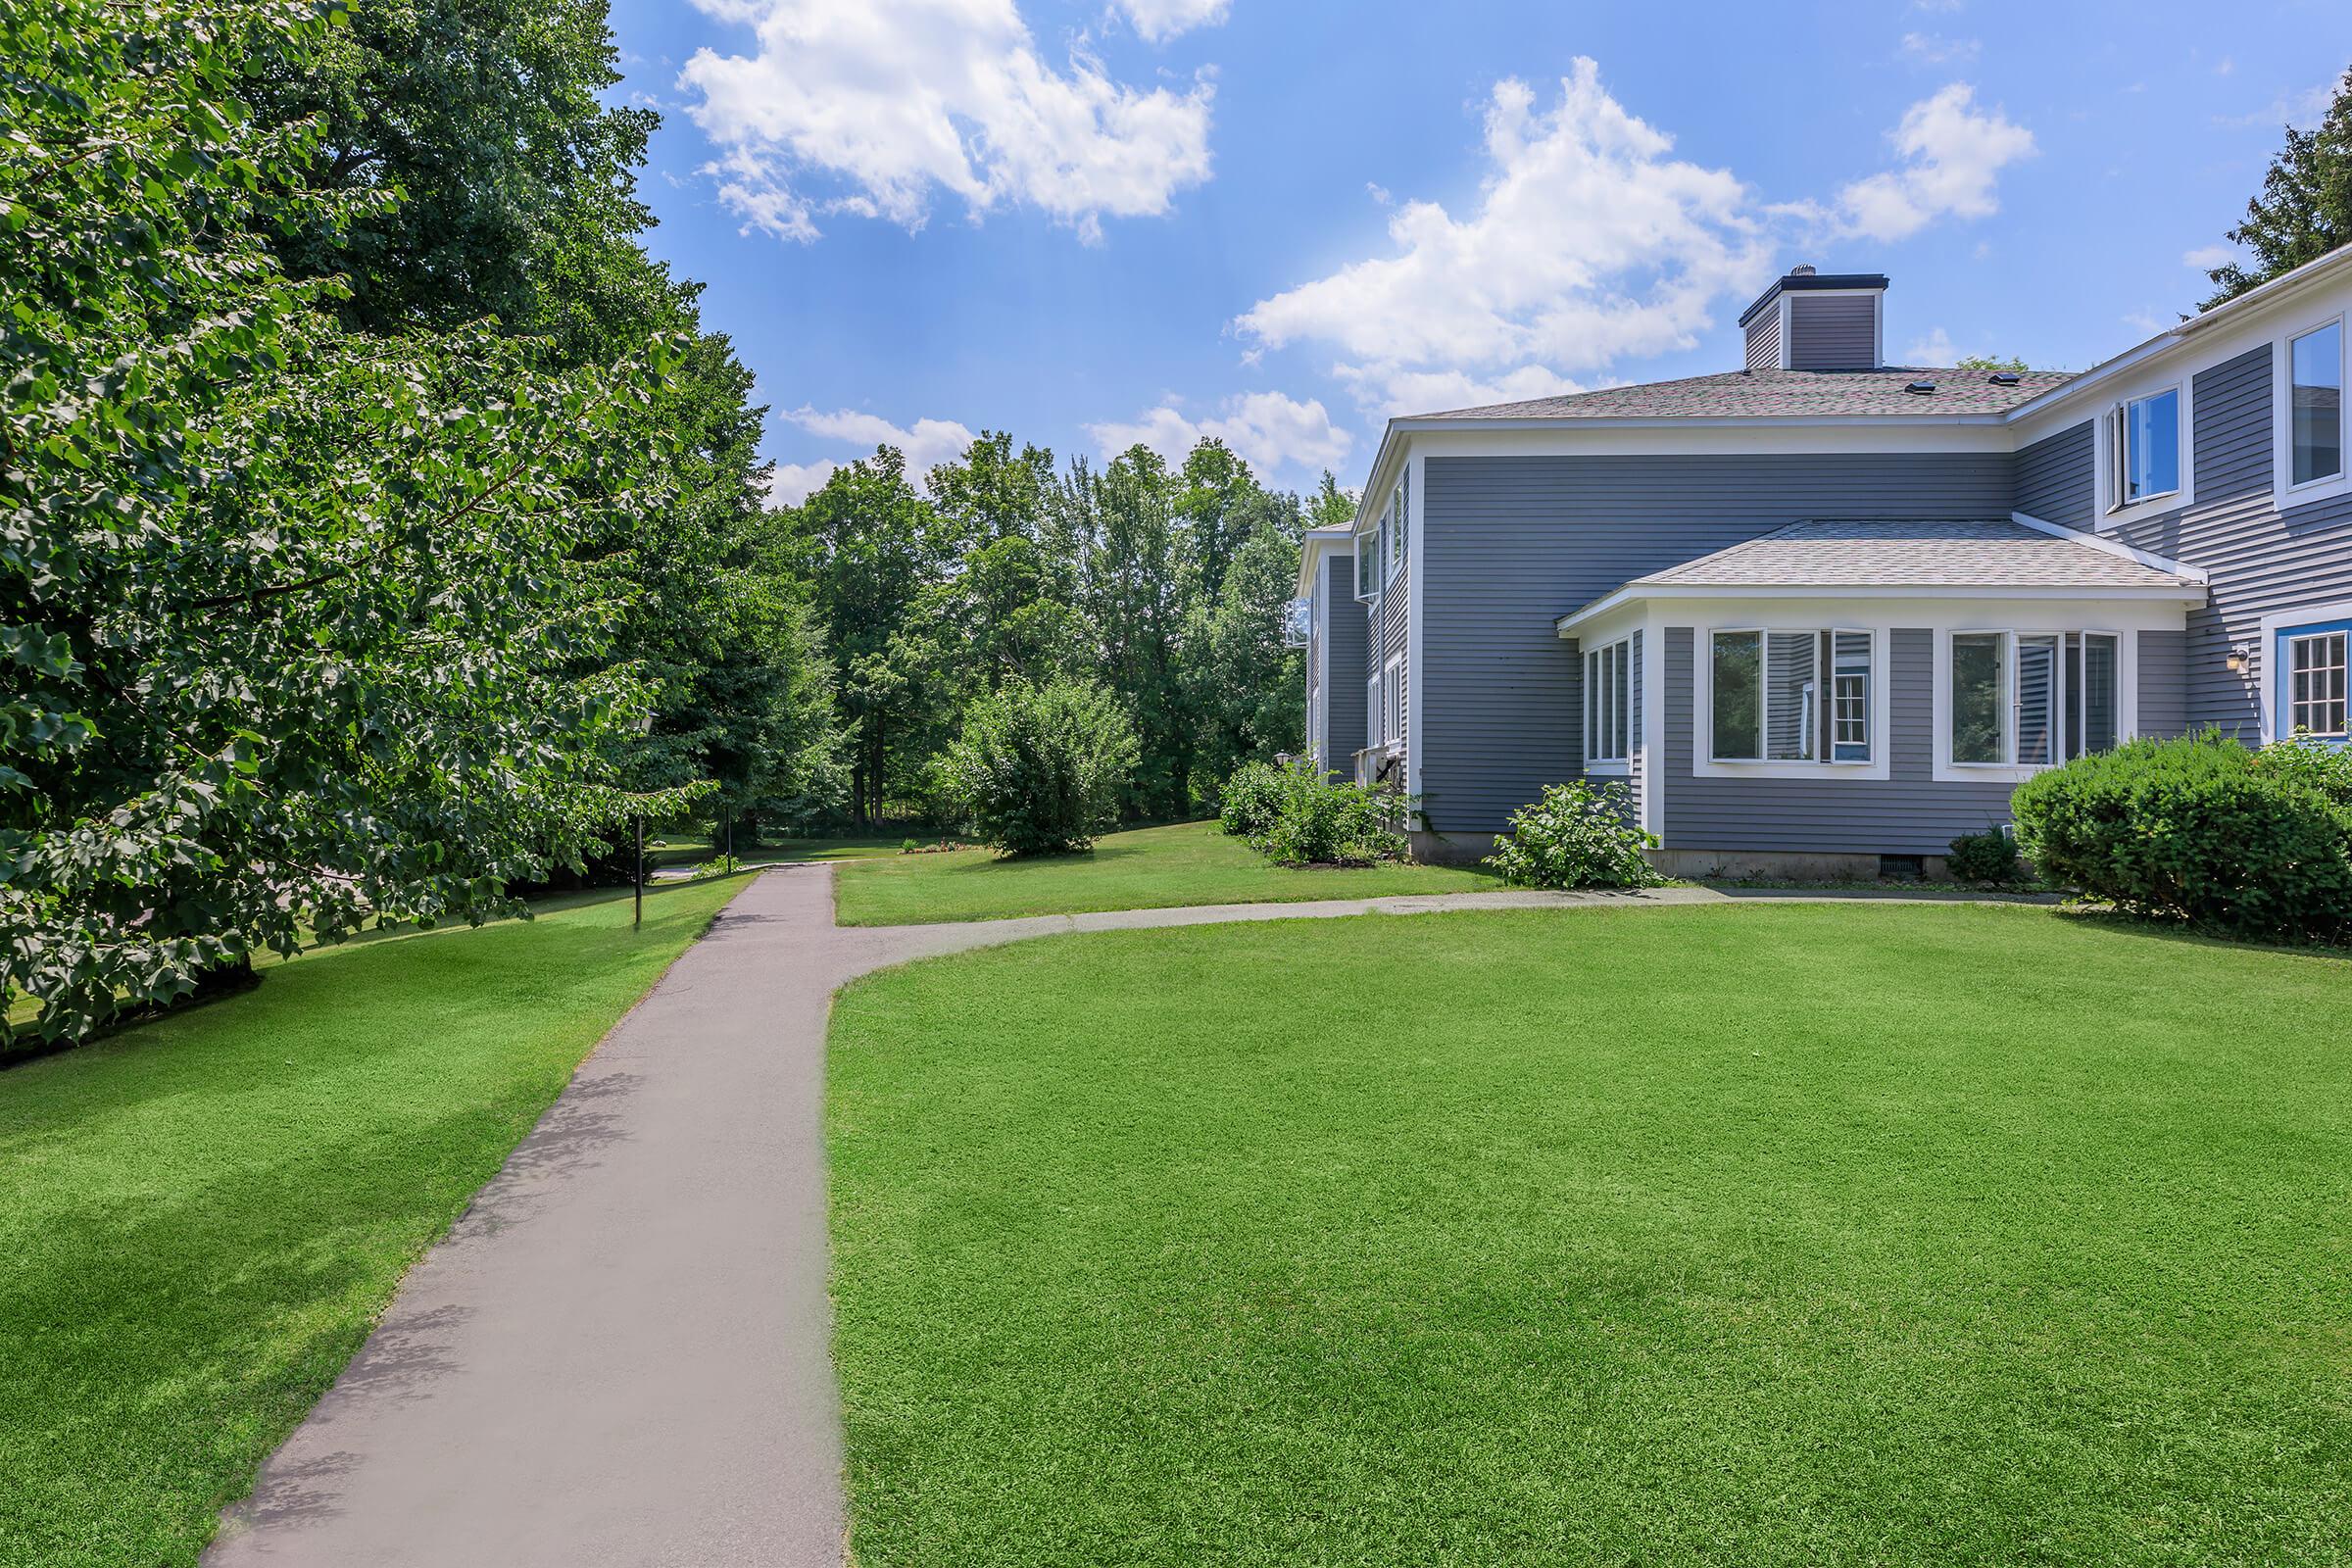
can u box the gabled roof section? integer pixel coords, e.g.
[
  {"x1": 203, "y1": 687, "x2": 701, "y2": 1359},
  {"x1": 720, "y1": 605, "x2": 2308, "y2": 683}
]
[
  {"x1": 1406, "y1": 367, "x2": 2074, "y2": 423},
  {"x1": 1555, "y1": 519, "x2": 2206, "y2": 633}
]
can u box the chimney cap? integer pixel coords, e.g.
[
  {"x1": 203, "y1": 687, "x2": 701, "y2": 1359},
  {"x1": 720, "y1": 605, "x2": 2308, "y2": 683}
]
[
  {"x1": 1789, "y1": 264, "x2": 1817, "y2": 276},
  {"x1": 1736, "y1": 270, "x2": 1890, "y2": 327}
]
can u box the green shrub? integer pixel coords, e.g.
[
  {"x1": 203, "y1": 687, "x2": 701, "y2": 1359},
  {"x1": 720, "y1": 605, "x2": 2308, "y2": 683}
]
[
  {"x1": 940, "y1": 677, "x2": 1141, "y2": 857},
  {"x1": 1945, "y1": 826, "x2": 2022, "y2": 883},
  {"x1": 2251, "y1": 733, "x2": 2352, "y2": 808},
  {"x1": 1484, "y1": 782, "x2": 1662, "y2": 890},
  {"x1": 1218, "y1": 760, "x2": 1287, "y2": 839},
  {"x1": 1249, "y1": 761, "x2": 1408, "y2": 866},
  {"x1": 2011, "y1": 731, "x2": 2352, "y2": 942}
]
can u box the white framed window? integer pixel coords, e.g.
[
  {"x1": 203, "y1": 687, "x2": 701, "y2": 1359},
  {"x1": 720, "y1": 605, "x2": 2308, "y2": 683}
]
[
  {"x1": 2109, "y1": 385, "x2": 2183, "y2": 513},
  {"x1": 1703, "y1": 628, "x2": 1879, "y2": 772},
  {"x1": 1584, "y1": 636, "x2": 1632, "y2": 770},
  {"x1": 1388, "y1": 473, "x2": 1409, "y2": 585},
  {"x1": 2276, "y1": 315, "x2": 2348, "y2": 507},
  {"x1": 1366, "y1": 668, "x2": 1383, "y2": 747},
  {"x1": 1382, "y1": 654, "x2": 1404, "y2": 748},
  {"x1": 1936, "y1": 628, "x2": 2126, "y2": 780},
  {"x1": 2287, "y1": 629, "x2": 2348, "y2": 738}
]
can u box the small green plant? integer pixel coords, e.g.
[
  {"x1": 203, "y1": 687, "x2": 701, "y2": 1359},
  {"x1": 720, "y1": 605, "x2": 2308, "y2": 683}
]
[
  {"x1": 2011, "y1": 730, "x2": 2352, "y2": 943},
  {"x1": 939, "y1": 676, "x2": 1141, "y2": 857},
  {"x1": 1218, "y1": 760, "x2": 1287, "y2": 839},
  {"x1": 1484, "y1": 781, "x2": 1662, "y2": 890},
  {"x1": 1945, "y1": 826, "x2": 2022, "y2": 883},
  {"x1": 901, "y1": 837, "x2": 921, "y2": 854}
]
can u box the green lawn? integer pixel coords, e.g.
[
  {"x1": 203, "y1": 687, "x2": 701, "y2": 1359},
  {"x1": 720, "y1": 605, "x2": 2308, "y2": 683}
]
[
  {"x1": 0, "y1": 874, "x2": 748, "y2": 1568},
  {"x1": 827, "y1": 904, "x2": 2352, "y2": 1566},
  {"x1": 831, "y1": 819, "x2": 1497, "y2": 925}
]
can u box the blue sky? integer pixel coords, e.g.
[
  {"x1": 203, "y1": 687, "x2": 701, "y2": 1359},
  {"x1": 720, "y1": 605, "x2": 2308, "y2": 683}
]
[{"x1": 602, "y1": 0, "x2": 2352, "y2": 502}]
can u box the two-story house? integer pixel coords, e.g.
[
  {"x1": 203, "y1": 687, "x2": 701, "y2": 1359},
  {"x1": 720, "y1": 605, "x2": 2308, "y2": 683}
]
[{"x1": 1297, "y1": 251, "x2": 2352, "y2": 874}]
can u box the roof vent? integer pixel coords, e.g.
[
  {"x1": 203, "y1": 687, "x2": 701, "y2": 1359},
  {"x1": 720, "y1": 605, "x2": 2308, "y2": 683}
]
[
  {"x1": 1789, "y1": 264, "x2": 1817, "y2": 277},
  {"x1": 1986, "y1": 371, "x2": 2021, "y2": 386},
  {"x1": 1904, "y1": 380, "x2": 1936, "y2": 395}
]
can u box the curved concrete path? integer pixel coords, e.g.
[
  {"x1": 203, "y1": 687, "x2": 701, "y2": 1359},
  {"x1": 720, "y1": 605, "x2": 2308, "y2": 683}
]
[{"x1": 204, "y1": 868, "x2": 2041, "y2": 1566}]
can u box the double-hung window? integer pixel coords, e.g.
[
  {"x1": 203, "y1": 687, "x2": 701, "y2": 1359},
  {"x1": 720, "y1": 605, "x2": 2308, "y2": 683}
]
[
  {"x1": 1948, "y1": 630, "x2": 2121, "y2": 769},
  {"x1": 1388, "y1": 474, "x2": 1408, "y2": 585},
  {"x1": 1709, "y1": 629, "x2": 1873, "y2": 765},
  {"x1": 1584, "y1": 637, "x2": 1631, "y2": 766},
  {"x1": 2287, "y1": 629, "x2": 2348, "y2": 738},
  {"x1": 2288, "y1": 319, "x2": 2345, "y2": 491}
]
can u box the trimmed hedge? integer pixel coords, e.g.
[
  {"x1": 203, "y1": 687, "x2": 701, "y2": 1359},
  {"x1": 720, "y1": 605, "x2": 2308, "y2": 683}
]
[{"x1": 2011, "y1": 732, "x2": 2352, "y2": 943}]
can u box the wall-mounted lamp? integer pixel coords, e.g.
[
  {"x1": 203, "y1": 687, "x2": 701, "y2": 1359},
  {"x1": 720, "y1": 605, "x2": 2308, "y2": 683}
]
[{"x1": 2225, "y1": 643, "x2": 2254, "y2": 673}]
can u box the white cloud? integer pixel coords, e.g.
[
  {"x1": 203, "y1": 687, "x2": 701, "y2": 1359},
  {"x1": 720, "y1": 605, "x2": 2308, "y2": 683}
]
[
  {"x1": 1085, "y1": 390, "x2": 1351, "y2": 474},
  {"x1": 680, "y1": 0, "x2": 1214, "y2": 243},
  {"x1": 1235, "y1": 60, "x2": 1772, "y2": 416},
  {"x1": 1899, "y1": 32, "x2": 1980, "y2": 65},
  {"x1": 2122, "y1": 309, "x2": 2170, "y2": 336},
  {"x1": 1112, "y1": 0, "x2": 1229, "y2": 43},
  {"x1": 2182, "y1": 243, "x2": 2237, "y2": 270},
  {"x1": 1336, "y1": 363, "x2": 1588, "y2": 417},
  {"x1": 1834, "y1": 83, "x2": 2034, "y2": 240},
  {"x1": 764, "y1": 407, "x2": 979, "y2": 504},
  {"x1": 1904, "y1": 326, "x2": 1968, "y2": 365}
]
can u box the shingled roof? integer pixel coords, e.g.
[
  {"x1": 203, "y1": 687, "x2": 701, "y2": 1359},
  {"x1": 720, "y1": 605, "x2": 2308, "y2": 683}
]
[
  {"x1": 1555, "y1": 520, "x2": 2205, "y2": 632},
  {"x1": 1408, "y1": 367, "x2": 2075, "y2": 422}
]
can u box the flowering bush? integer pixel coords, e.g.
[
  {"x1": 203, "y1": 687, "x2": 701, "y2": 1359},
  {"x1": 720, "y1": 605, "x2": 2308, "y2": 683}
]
[{"x1": 1484, "y1": 782, "x2": 1662, "y2": 889}]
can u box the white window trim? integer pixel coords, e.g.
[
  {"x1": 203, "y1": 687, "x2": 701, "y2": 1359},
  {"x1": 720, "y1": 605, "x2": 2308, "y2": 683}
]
[
  {"x1": 2273, "y1": 311, "x2": 2352, "y2": 510},
  {"x1": 1932, "y1": 627, "x2": 2139, "y2": 782},
  {"x1": 1365, "y1": 667, "x2": 1383, "y2": 748},
  {"x1": 1584, "y1": 635, "x2": 1633, "y2": 776},
  {"x1": 2096, "y1": 378, "x2": 2193, "y2": 530},
  {"x1": 1693, "y1": 625, "x2": 1891, "y2": 782},
  {"x1": 2257, "y1": 596, "x2": 2352, "y2": 742},
  {"x1": 1382, "y1": 653, "x2": 1404, "y2": 754}
]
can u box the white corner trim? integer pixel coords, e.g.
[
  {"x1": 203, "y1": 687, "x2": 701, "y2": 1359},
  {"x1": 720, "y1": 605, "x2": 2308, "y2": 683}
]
[
  {"x1": 2255, "y1": 596, "x2": 2352, "y2": 744},
  {"x1": 1640, "y1": 621, "x2": 1667, "y2": 841},
  {"x1": 1405, "y1": 450, "x2": 1424, "y2": 799},
  {"x1": 2008, "y1": 511, "x2": 2209, "y2": 584}
]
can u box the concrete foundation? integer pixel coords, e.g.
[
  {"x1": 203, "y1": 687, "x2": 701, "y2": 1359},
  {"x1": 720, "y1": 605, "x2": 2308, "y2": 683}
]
[
  {"x1": 1410, "y1": 830, "x2": 1503, "y2": 866},
  {"x1": 1649, "y1": 849, "x2": 1954, "y2": 883}
]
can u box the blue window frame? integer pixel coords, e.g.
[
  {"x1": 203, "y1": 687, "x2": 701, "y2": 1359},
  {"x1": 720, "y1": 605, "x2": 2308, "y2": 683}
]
[{"x1": 2278, "y1": 618, "x2": 2351, "y2": 741}]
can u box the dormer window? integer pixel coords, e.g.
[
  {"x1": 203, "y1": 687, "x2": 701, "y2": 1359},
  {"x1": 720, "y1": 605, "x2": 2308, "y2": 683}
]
[{"x1": 2110, "y1": 386, "x2": 2182, "y2": 512}]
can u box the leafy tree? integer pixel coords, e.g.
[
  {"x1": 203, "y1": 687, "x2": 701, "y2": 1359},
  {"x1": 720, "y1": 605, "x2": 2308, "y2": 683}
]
[
  {"x1": 1956, "y1": 355, "x2": 2033, "y2": 372},
  {"x1": 1077, "y1": 448, "x2": 1195, "y2": 818},
  {"x1": 788, "y1": 449, "x2": 957, "y2": 825},
  {"x1": 940, "y1": 678, "x2": 1139, "y2": 857},
  {"x1": 1305, "y1": 470, "x2": 1360, "y2": 532},
  {"x1": 2204, "y1": 66, "x2": 2352, "y2": 309},
  {"x1": 1185, "y1": 526, "x2": 1306, "y2": 789},
  {"x1": 2, "y1": 0, "x2": 693, "y2": 1046}
]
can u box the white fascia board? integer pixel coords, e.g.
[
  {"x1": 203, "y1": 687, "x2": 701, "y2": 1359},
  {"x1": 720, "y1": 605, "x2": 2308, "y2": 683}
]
[
  {"x1": 2008, "y1": 244, "x2": 2352, "y2": 438},
  {"x1": 1294, "y1": 529, "x2": 1354, "y2": 598},
  {"x1": 1351, "y1": 424, "x2": 1409, "y2": 532},
  {"x1": 2009, "y1": 511, "x2": 2209, "y2": 584},
  {"x1": 1558, "y1": 581, "x2": 2205, "y2": 636}
]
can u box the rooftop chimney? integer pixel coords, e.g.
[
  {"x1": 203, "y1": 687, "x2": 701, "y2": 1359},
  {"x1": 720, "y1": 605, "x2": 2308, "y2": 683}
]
[{"x1": 1740, "y1": 268, "x2": 1887, "y2": 371}]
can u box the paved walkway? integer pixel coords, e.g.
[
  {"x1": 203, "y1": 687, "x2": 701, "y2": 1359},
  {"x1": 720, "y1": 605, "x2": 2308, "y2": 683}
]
[{"x1": 204, "y1": 870, "x2": 2044, "y2": 1565}]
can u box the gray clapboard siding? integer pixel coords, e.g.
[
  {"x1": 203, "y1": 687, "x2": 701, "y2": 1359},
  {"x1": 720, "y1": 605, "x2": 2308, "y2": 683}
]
[
  {"x1": 2109, "y1": 343, "x2": 2352, "y2": 737},
  {"x1": 1418, "y1": 452, "x2": 2015, "y2": 830},
  {"x1": 1744, "y1": 312, "x2": 1779, "y2": 371},
  {"x1": 1324, "y1": 556, "x2": 1367, "y2": 761},
  {"x1": 1662, "y1": 627, "x2": 2017, "y2": 855},
  {"x1": 2137, "y1": 629, "x2": 2189, "y2": 738},
  {"x1": 1788, "y1": 295, "x2": 1876, "y2": 369},
  {"x1": 2015, "y1": 418, "x2": 2096, "y2": 530}
]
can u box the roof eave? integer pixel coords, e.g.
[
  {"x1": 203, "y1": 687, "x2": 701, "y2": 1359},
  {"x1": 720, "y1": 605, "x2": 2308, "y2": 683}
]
[{"x1": 1553, "y1": 581, "x2": 2207, "y2": 636}]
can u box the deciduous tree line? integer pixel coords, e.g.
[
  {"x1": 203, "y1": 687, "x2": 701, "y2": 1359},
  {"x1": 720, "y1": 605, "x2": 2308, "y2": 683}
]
[{"x1": 781, "y1": 436, "x2": 1351, "y2": 828}]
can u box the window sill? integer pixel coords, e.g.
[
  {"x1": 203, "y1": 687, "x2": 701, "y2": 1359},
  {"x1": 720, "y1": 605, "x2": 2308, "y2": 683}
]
[
  {"x1": 1585, "y1": 760, "x2": 1631, "y2": 777},
  {"x1": 2277, "y1": 470, "x2": 2352, "y2": 512},
  {"x1": 2098, "y1": 489, "x2": 2186, "y2": 533},
  {"x1": 1693, "y1": 758, "x2": 1888, "y2": 783}
]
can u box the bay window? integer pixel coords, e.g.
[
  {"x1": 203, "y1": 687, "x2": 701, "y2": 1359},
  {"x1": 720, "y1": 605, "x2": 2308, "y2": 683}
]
[
  {"x1": 1585, "y1": 637, "x2": 1631, "y2": 766},
  {"x1": 1709, "y1": 628, "x2": 1873, "y2": 765},
  {"x1": 1947, "y1": 630, "x2": 2122, "y2": 769}
]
